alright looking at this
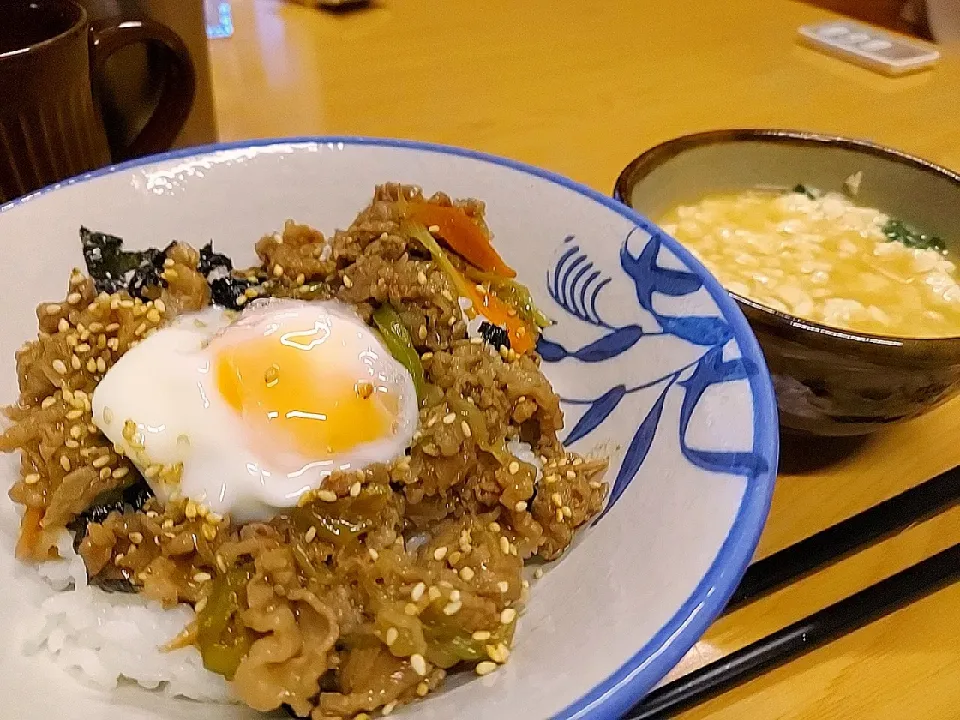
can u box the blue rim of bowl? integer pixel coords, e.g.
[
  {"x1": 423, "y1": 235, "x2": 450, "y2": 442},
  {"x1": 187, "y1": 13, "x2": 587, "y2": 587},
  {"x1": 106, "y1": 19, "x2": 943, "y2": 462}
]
[{"x1": 0, "y1": 136, "x2": 779, "y2": 719}]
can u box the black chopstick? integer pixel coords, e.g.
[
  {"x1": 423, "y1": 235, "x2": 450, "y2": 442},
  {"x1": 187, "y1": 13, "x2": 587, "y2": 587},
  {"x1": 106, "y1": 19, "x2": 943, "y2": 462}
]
[
  {"x1": 725, "y1": 464, "x2": 960, "y2": 612},
  {"x1": 627, "y1": 542, "x2": 960, "y2": 719}
]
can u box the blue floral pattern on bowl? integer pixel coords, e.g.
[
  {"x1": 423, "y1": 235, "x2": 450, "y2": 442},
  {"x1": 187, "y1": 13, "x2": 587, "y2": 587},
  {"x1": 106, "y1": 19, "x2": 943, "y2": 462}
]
[{"x1": 538, "y1": 228, "x2": 770, "y2": 521}]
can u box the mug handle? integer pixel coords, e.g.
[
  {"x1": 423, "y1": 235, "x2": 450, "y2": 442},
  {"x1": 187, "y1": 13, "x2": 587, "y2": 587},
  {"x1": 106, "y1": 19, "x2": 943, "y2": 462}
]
[{"x1": 89, "y1": 19, "x2": 197, "y2": 162}]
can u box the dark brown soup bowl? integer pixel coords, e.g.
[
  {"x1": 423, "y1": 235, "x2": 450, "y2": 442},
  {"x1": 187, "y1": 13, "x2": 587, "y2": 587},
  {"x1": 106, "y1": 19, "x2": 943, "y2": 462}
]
[{"x1": 615, "y1": 129, "x2": 960, "y2": 436}]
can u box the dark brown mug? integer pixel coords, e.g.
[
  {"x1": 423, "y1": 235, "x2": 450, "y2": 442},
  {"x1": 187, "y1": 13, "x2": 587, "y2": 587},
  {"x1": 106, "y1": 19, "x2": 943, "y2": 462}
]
[{"x1": 0, "y1": 0, "x2": 196, "y2": 204}]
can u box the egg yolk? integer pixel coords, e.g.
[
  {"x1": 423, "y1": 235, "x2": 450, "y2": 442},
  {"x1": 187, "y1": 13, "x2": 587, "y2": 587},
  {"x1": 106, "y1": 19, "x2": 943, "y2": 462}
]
[{"x1": 214, "y1": 322, "x2": 399, "y2": 458}]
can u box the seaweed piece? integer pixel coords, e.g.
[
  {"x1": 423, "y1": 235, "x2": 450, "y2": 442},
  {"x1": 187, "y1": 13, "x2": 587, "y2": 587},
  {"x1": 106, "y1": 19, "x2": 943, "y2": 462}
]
[
  {"x1": 81, "y1": 227, "x2": 153, "y2": 294},
  {"x1": 210, "y1": 276, "x2": 256, "y2": 310},
  {"x1": 478, "y1": 320, "x2": 510, "y2": 350},
  {"x1": 96, "y1": 577, "x2": 137, "y2": 594},
  {"x1": 67, "y1": 476, "x2": 156, "y2": 552},
  {"x1": 197, "y1": 241, "x2": 233, "y2": 279},
  {"x1": 791, "y1": 184, "x2": 820, "y2": 200},
  {"x1": 882, "y1": 218, "x2": 946, "y2": 251}
]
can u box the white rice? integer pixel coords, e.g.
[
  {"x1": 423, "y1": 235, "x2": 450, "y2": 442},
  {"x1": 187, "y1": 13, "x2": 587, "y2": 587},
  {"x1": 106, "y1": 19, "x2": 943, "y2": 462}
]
[
  {"x1": 507, "y1": 439, "x2": 543, "y2": 483},
  {"x1": 20, "y1": 528, "x2": 232, "y2": 703}
]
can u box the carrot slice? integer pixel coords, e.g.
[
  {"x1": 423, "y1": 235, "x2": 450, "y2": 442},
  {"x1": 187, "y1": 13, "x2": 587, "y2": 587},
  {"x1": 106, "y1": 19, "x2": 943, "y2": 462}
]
[
  {"x1": 406, "y1": 203, "x2": 516, "y2": 278},
  {"x1": 402, "y1": 221, "x2": 535, "y2": 354}
]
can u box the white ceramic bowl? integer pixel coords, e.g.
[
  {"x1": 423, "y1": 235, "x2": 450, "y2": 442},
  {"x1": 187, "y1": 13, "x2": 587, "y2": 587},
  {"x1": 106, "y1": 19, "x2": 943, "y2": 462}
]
[{"x1": 0, "y1": 139, "x2": 778, "y2": 720}]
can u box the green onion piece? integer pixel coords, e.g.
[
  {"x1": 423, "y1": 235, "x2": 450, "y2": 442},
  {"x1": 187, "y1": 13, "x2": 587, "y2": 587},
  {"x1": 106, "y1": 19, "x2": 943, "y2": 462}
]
[{"x1": 372, "y1": 304, "x2": 426, "y2": 401}]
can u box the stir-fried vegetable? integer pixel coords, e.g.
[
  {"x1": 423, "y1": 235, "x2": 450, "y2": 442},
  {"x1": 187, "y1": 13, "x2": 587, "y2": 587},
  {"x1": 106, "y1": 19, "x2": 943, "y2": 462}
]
[
  {"x1": 197, "y1": 566, "x2": 255, "y2": 679},
  {"x1": 289, "y1": 483, "x2": 392, "y2": 548},
  {"x1": 401, "y1": 221, "x2": 537, "y2": 354},
  {"x1": 404, "y1": 202, "x2": 515, "y2": 278},
  {"x1": 465, "y1": 269, "x2": 551, "y2": 330},
  {"x1": 371, "y1": 304, "x2": 426, "y2": 400}
]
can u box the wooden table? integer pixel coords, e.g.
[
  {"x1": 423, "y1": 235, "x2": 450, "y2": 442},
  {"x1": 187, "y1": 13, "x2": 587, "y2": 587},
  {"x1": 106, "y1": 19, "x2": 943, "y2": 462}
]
[{"x1": 208, "y1": 2, "x2": 960, "y2": 717}]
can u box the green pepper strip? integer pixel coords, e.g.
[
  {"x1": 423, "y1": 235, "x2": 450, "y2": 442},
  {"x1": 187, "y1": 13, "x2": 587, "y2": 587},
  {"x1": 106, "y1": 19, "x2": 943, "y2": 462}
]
[
  {"x1": 196, "y1": 566, "x2": 255, "y2": 680},
  {"x1": 372, "y1": 304, "x2": 426, "y2": 402}
]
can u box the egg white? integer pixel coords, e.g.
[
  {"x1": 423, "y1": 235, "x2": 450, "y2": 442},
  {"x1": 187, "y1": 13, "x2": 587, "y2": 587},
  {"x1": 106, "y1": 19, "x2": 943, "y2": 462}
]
[{"x1": 92, "y1": 300, "x2": 418, "y2": 522}]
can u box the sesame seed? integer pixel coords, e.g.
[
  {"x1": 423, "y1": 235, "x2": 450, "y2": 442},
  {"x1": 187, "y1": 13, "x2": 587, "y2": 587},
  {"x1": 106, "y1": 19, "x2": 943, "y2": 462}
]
[
  {"x1": 57, "y1": 318, "x2": 70, "y2": 333},
  {"x1": 428, "y1": 225, "x2": 441, "y2": 233},
  {"x1": 194, "y1": 597, "x2": 208, "y2": 613},
  {"x1": 105, "y1": 322, "x2": 120, "y2": 333},
  {"x1": 264, "y1": 365, "x2": 279, "y2": 387},
  {"x1": 317, "y1": 490, "x2": 337, "y2": 502},
  {"x1": 163, "y1": 258, "x2": 175, "y2": 268},
  {"x1": 304, "y1": 526, "x2": 317, "y2": 542},
  {"x1": 368, "y1": 548, "x2": 379, "y2": 561},
  {"x1": 418, "y1": 325, "x2": 428, "y2": 341},
  {"x1": 428, "y1": 585, "x2": 442, "y2": 601},
  {"x1": 41, "y1": 396, "x2": 56, "y2": 409},
  {"x1": 60, "y1": 455, "x2": 71, "y2": 471},
  {"x1": 23, "y1": 473, "x2": 40, "y2": 485},
  {"x1": 162, "y1": 518, "x2": 174, "y2": 529},
  {"x1": 385, "y1": 627, "x2": 399, "y2": 646},
  {"x1": 544, "y1": 474, "x2": 558, "y2": 485},
  {"x1": 51, "y1": 359, "x2": 68, "y2": 375},
  {"x1": 342, "y1": 275, "x2": 353, "y2": 288},
  {"x1": 498, "y1": 580, "x2": 509, "y2": 593},
  {"x1": 146, "y1": 308, "x2": 161, "y2": 323},
  {"x1": 193, "y1": 572, "x2": 212, "y2": 582},
  {"x1": 129, "y1": 532, "x2": 143, "y2": 544},
  {"x1": 382, "y1": 701, "x2": 397, "y2": 716},
  {"x1": 447, "y1": 315, "x2": 456, "y2": 326},
  {"x1": 433, "y1": 546, "x2": 448, "y2": 561},
  {"x1": 120, "y1": 299, "x2": 134, "y2": 309},
  {"x1": 417, "y1": 271, "x2": 428, "y2": 285},
  {"x1": 404, "y1": 602, "x2": 419, "y2": 616},
  {"x1": 69, "y1": 355, "x2": 81, "y2": 370},
  {"x1": 421, "y1": 351, "x2": 433, "y2": 360},
  {"x1": 556, "y1": 508, "x2": 565, "y2": 522},
  {"x1": 472, "y1": 630, "x2": 491, "y2": 641},
  {"x1": 448, "y1": 550, "x2": 462, "y2": 565},
  {"x1": 201, "y1": 524, "x2": 217, "y2": 541},
  {"x1": 96, "y1": 357, "x2": 106, "y2": 373},
  {"x1": 45, "y1": 304, "x2": 62, "y2": 315},
  {"x1": 99, "y1": 467, "x2": 111, "y2": 481},
  {"x1": 207, "y1": 512, "x2": 223, "y2": 523},
  {"x1": 185, "y1": 501, "x2": 198, "y2": 519},
  {"x1": 459, "y1": 567, "x2": 475, "y2": 581},
  {"x1": 163, "y1": 268, "x2": 179, "y2": 281},
  {"x1": 514, "y1": 500, "x2": 527, "y2": 512},
  {"x1": 154, "y1": 299, "x2": 166, "y2": 314},
  {"x1": 501, "y1": 608, "x2": 517, "y2": 624},
  {"x1": 416, "y1": 682, "x2": 429, "y2": 697},
  {"x1": 488, "y1": 521, "x2": 501, "y2": 532},
  {"x1": 65, "y1": 408, "x2": 83, "y2": 420},
  {"x1": 500, "y1": 536, "x2": 510, "y2": 554},
  {"x1": 133, "y1": 322, "x2": 147, "y2": 336},
  {"x1": 216, "y1": 555, "x2": 227, "y2": 572},
  {"x1": 449, "y1": 590, "x2": 461, "y2": 602},
  {"x1": 589, "y1": 480, "x2": 603, "y2": 490},
  {"x1": 442, "y1": 601, "x2": 462, "y2": 615},
  {"x1": 411, "y1": 582, "x2": 426, "y2": 602},
  {"x1": 535, "y1": 568, "x2": 544, "y2": 579},
  {"x1": 476, "y1": 661, "x2": 497, "y2": 676},
  {"x1": 562, "y1": 506, "x2": 573, "y2": 518},
  {"x1": 350, "y1": 481, "x2": 362, "y2": 497},
  {"x1": 508, "y1": 461, "x2": 520, "y2": 474},
  {"x1": 551, "y1": 492, "x2": 563, "y2": 507},
  {"x1": 75, "y1": 343, "x2": 90, "y2": 353},
  {"x1": 411, "y1": 653, "x2": 427, "y2": 676}
]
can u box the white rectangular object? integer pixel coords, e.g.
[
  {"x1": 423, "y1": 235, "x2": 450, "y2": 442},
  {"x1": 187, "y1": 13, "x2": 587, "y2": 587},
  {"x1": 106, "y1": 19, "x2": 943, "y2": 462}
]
[{"x1": 798, "y1": 21, "x2": 940, "y2": 76}]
